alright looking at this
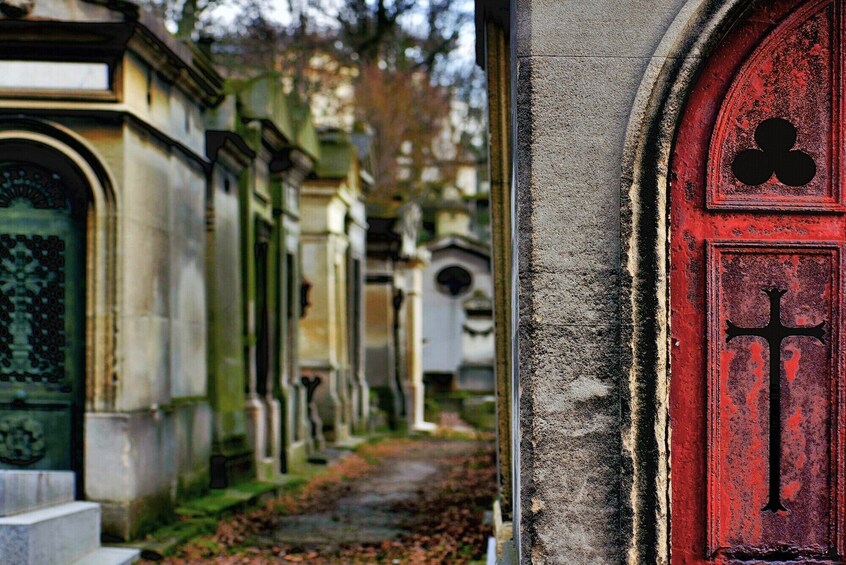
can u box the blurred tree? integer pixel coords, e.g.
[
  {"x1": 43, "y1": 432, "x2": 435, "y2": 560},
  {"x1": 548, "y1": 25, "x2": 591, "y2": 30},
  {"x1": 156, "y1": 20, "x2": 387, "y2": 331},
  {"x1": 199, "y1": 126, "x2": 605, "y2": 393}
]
[
  {"x1": 141, "y1": 0, "x2": 483, "y2": 206},
  {"x1": 141, "y1": 0, "x2": 221, "y2": 37},
  {"x1": 355, "y1": 63, "x2": 451, "y2": 202}
]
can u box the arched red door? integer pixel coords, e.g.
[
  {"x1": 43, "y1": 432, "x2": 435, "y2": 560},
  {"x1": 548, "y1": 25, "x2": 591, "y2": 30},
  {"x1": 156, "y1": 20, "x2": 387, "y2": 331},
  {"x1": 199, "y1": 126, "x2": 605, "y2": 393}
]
[{"x1": 671, "y1": 0, "x2": 846, "y2": 561}]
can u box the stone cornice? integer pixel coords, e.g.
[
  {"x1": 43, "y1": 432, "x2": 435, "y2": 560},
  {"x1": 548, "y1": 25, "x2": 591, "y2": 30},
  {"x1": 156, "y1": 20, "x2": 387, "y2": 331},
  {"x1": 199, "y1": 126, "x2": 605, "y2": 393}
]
[
  {"x1": 0, "y1": 104, "x2": 210, "y2": 168},
  {"x1": 0, "y1": 4, "x2": 223, "y2": 107}
]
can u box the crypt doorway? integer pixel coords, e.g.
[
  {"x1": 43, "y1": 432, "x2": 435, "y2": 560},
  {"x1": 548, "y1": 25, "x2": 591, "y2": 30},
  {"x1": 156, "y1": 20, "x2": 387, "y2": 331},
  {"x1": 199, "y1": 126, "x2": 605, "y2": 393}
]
[
  {"x1": 669, "y1": 0, "x2": 846, "y2": 561},
  {"x1": 0, "y1": 142, "x2": 88, "y2": 494}
]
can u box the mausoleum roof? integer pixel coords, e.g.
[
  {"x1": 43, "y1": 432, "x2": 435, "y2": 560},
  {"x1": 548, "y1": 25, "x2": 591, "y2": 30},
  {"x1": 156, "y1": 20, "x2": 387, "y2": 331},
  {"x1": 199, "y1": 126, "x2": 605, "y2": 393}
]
[{"x1": 313, "y1": 128, "x2": 356, "y2": 180}]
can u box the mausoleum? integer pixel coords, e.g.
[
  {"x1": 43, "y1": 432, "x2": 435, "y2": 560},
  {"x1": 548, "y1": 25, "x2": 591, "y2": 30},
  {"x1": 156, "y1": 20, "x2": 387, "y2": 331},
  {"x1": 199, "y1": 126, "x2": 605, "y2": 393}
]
[
  {"x1": 0, "y1": 0, "x2": 320, "y2": 544},
  {"x1": 477, "y1": 0, "x2": 846, "y2": 562}
]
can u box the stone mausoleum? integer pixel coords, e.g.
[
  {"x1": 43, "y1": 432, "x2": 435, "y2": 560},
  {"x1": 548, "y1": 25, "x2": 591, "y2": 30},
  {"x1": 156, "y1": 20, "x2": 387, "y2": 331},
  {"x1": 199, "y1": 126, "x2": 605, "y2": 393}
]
[
  {"x1": 477, "y1": 0, "x2": 846, "y2": 562},
  {"x1": 422, "y1": 186, "x2": 494, "y2": 394},
  {"x1": 300, "y1": 127, "x2": 369, "y2": 442},
  {"x1": 0, "y1": 0, "x2": 325, "y2": 550}
]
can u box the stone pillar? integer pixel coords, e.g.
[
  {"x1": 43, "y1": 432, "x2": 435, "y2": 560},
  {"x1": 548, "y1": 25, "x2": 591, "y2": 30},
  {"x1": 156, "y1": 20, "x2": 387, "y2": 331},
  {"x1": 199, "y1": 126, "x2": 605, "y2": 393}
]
[
  {"x1": 480, "y1": 10, "x2": 515, "y2": 553},
  {"x1": 300, "y1": 229, "x2": 348, "y2": 444},
  {"x1": 244, "y1": 301, "x2": 268, "y2": 476},
  {"x1": 406, "y1": 250, "x2": 436, "y2": 431},
  {"x1": 244, "y1": 394, "x2": 269, "y2": 478},
  {"x1": 265, "y1": 396, "x2": 282, "y2": 477}
]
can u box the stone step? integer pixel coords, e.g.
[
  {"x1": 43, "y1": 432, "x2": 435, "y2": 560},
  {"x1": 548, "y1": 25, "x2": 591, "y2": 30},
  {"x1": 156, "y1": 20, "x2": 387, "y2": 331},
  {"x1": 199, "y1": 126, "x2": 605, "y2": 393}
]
[
  {"x1": 0, "y1": 501, "x2": 100, "y2": 565},
  {"x1": 71, "y1": 546, "x2": 140, "y2": 565},
  {"x1": 0, "y1": 471, "x2": 75, "y2": 516}
]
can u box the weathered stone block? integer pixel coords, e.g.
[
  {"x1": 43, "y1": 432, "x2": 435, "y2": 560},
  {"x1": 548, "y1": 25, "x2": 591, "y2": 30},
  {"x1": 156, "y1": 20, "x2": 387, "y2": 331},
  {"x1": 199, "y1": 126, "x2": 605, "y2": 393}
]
[
  {"x1": 72, "y1": 546, "x2": 140, "y2": 565},
  {"x1": 121, "y1": 219, "x2": 170, "y2": 317},
  {"x1": 514, "y1": 0, "x2": 687, "y2": 58},
  {"x1": 518, "y1": 269, "x2": 619, "y2": 327},
  {"x1": 119, "y1": 315, "x2": 171, "y2": 410},
  {"x1": 0, "y1": 502, "x2": 100, "y2": 564},
  {"x1": 519, "y1": 323, "x2": 620, "y2": 563},
  {"x1": 0, "y1": 471, "x2": 74, "y2": 517},
  {"x1": 85, "y1": 411, "x2": 176, "y2": 539}
]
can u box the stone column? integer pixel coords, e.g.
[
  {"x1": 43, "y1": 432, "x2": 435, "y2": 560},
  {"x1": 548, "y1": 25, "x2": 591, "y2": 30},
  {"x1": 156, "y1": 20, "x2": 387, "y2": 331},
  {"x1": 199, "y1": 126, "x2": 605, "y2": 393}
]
[
  {"x1": 266, "y1": 396, "x2": 282, "y2": 477},
  {"x1": 243, "y1": 302, "x2": 267, "y2": 474},
  {"x1": 406, "y1": 250, "x2": 436, "y2": 431},
  {"x1": 300, "y1": 229, "x2": 347, "y2": 444}
]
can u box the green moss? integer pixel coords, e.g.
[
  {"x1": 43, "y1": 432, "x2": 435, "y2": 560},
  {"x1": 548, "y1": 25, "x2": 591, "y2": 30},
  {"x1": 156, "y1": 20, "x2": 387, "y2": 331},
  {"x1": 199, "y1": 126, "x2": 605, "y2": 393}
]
[
  {"x1": 180, "y1": 480, "x2": 279, "y2": 516},
  {"x1": 177, "y1": 468, "x2": 210, "y2": 500},
  {"x1": 128, "y1": 517, "x2": 219, "y2": 559},
  {"x1": 424, "y1": 397, "x2": 442, "y2": 423}
]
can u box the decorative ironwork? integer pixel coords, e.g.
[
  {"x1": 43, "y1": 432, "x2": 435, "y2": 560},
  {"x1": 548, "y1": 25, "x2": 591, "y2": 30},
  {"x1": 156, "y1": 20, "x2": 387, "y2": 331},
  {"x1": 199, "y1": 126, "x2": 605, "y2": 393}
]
[
  {"x1": 0, "y1": 234, "x2": 66, "y2": 388},
  {"x1": 731, "y1": 118, "x2": 816, "y2": 187},
  {"x1": 0, "y1": 165, "x2": 70, "y2": 210},
  {"x1": 0, "y1": 416, "x2": 46, "y2": 465}
]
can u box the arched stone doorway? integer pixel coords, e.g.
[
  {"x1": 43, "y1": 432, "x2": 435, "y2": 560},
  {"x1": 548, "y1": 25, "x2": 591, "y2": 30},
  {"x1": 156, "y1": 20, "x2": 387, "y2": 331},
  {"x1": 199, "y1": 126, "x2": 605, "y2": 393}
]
[
  {"x1": 619, "y1": 0, "x2": 846, "y2": 562},
  {"x1": 0, "y1": 141, "x2": 89, "y2": 495},
  {"x1": 669, "y1": 0, "x2": 842, "y2": 561}
]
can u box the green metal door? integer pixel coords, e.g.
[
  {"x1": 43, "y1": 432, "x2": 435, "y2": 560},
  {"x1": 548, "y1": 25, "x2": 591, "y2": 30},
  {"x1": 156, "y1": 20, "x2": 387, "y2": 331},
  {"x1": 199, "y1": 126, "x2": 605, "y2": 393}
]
[{"x1": 0, "y1": 162, "x2": 85, "y2": 478}]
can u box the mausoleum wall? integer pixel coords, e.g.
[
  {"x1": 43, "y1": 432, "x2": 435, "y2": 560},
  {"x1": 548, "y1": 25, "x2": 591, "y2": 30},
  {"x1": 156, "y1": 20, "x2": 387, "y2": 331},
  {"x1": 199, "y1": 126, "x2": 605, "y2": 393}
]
[{"x1": 514, "y1": 0, "x2": 690, "y2": 562}]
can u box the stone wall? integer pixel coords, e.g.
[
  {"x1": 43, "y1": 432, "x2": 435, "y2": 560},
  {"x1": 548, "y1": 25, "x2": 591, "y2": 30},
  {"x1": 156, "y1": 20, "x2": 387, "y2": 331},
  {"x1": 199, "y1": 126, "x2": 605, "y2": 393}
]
[
  {"x1": 513, "y1": 0, "x2": 689, "y2": 562},
  {"x1": 78, "y1": 104, "x2": 212, "y2": 538}
]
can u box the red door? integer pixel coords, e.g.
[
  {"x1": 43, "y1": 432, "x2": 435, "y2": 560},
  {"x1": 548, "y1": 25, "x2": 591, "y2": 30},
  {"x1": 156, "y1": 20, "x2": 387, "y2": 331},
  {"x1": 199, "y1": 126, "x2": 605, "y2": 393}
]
[{"x1": 671, "y1": 0, "x2": 846, "y2": 561}]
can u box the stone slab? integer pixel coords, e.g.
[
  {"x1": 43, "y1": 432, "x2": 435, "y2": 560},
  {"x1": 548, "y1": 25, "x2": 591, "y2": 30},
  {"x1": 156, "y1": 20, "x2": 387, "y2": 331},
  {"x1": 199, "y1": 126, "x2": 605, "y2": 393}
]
[
  {"x1": 0, "y1": 470, "x2": 75, "y2": 517},
  {"x1": 71, "y1": 546, "x2": 140, "y2": 565},
  {"x1": 514, "y1": 0, "x2": 687, "y2": 58},
  {"x1": 0, "y1": 501, "x2": 100, "y2": 564}
]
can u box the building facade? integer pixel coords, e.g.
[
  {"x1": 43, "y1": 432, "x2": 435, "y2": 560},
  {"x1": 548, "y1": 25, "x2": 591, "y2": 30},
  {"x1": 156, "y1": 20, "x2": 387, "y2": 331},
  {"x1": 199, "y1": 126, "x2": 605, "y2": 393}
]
[
  {"x1": 365, "y1": 204, "x2": 419, "y2": 429},
  {"x1": 300, "y1": 128, "x2": 369, "y2": 442},
  {"x1": 0, "y1": 0, "x2": 222, "y2": 539},
  {"x1": 422, "y1": 191, "x2": 495, "y2": 394},
  {"x1": 0, "y1": 0, "x2": 322, "y2": 541}
]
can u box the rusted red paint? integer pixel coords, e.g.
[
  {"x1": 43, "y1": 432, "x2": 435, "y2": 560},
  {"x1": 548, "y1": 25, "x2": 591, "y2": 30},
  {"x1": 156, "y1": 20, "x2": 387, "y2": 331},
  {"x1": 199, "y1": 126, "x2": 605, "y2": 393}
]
[
  {"x1": 708, "y1": 0, "x2": 838, "y2": 211},
  {"x1": 708, "y1": 243, "x2": 839, "y2": 550},
  {"x1": 671, "y1": 0, "x2": 846, "y2": 562}
]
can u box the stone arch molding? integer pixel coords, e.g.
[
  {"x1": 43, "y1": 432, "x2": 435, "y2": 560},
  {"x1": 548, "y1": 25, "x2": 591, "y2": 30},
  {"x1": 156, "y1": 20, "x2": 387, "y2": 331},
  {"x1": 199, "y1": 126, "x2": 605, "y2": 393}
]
[
  {"x1": 620, "y1": 0, "x2": 764, "y2": 563},
  {"x1": 0, "y1": 117, "x2": 120, "y2": 413}
]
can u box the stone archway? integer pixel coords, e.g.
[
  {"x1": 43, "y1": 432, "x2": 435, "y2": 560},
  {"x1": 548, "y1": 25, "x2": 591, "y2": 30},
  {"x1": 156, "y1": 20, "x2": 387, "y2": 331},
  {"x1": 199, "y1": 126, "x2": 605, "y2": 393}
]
[{"x1": 620, "y1": 0, "x2": 763, "y2": 562}]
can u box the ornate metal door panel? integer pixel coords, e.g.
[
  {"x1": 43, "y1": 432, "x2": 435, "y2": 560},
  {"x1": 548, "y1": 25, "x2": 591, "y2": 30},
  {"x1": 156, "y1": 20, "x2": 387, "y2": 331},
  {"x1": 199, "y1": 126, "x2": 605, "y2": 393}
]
[
  {"x1": 0, "y1": 162, "x2": 85, "y2": 474},
  {"x1": 671, "y1": 0, "x2": 846, "y2": 562}
]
